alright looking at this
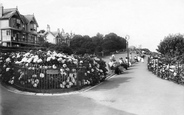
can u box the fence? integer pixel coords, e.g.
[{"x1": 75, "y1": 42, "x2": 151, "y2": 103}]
[
  {"x1": 147, "y1": 56, "x2": 184, "y2": 85},
  {"x1": 0, "y1": 58, "x2": 107, "y2": 93}
]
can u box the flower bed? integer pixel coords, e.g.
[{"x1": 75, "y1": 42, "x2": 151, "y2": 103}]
[
  {"x1": 0, "y1": 50, "x2": 108, "y2": 93},
  {"x1": 147, "y1": 56, "x2": 184, "y2": 85}
]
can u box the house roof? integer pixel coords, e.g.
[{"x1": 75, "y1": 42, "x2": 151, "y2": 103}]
[
  {"x1": 20, "y1": 14, "x2": 29, "y2": 24},
  {"x1": 0, "y1": 7, "x2": 38, "y2": 27},
  {"x1": 0, "y1": 8, "x2": 17, "y2": 19},
  {"x1": 24, "y1": 15, "x2": 39, "y2": 27},
  {"x1": 44, "y1": 31, "x2": 64, "y2": 39}
]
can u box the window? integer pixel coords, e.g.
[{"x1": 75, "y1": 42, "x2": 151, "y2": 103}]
[
  {"x1": 6, "y1": 30, "x2": 11, "y2": 36},
  {"x1": 2, "y1": 30, "x2": 11, "y2": 41},
  {"x1": 17, "y1": 19, "x2": 20, "y2": 24}
]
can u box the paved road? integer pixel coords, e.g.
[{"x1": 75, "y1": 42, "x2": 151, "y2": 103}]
[
  {"x1": 82, "y1": 53, "x2": 184, "y2": 115},
  {"x1": 1, "y1": 52, "x2": 184, "y2": 115}
]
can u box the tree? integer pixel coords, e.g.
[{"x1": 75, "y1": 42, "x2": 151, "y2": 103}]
[
  {"x1": 102, "y1": 33, "x2": 126, "y2": 52},
  {"x1": 70, "y1": 35, "x2": 95, "y2": 55},
  {"x1": 157, "y1": 34, "x2": 184, "y2": 63},
  {"x1": 92, "y1": 33, "x2": 104, "y2": 53}
]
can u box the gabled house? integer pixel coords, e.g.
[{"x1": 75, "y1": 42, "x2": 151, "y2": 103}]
[
  {"x1": 42, "y1": 25, "x2": 72, "y2": 46},
  {"x1": 43, "y1": 25, "x2": 62, "y2": 44},
  {"x1": 0, "y1": 4, "x2": 39, "y2": 47}
]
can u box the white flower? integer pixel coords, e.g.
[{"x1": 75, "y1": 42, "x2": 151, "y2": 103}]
[
  {"x1": 66, "y1": 85, "x2": 70, "y2": 88},
  {"x1": 66, "y1": 68, "x2": 70, "y2": 71},
  {"x1": 91, "y1": 69, "x2": 94, "y2": 72},
  {"x1": 68, "y1": 58, "x2": 72, "y2": 62},
  {"x1": 173, "y1": 72, "x2": 177, "y2": 76},
  {"x1": 89, "y1": 64, "x2": 92, "y2": 68},
  {"x1": 69, "y1": 82, "x2": 73, "y2": 86},
  {"x1": 27, "y1": 57, "x2": 33, "y2": 63},
  {"x1": 63, "y1": 64, "x2": 67, "y2": 68},
  {"x1": 21, "y1": 57, "x2": 28, "y2": 63},
  {"x1": 24, "y1": 52, "x2": 30, "y2": 57},
  {"x1": 71, "y1": 77, "x2": 75, "y2": 83},
  {"x1": 66, "y1": 78, "x2": 70, "y2": 82},
  {"x1": 57, "y1": 58, "x2": 62, "y2": 62},
  {"x1": 72, "y1": 69, "x2": 76, "y2": 72},
  {"x1": 40, "y1": 73, "x2": 45, "y2": 78},
  {"x1": 44, "y1": 66, "x2": 48, "y2": 69},
  {"x1": 60, "y1": 84, "x2": 64, "y2": 88},
  {"x1": 62, "y1": 59, "x2": 66, "y2": 63},
  {"x1": 37, "y1": 59, "x2": 43, "y2": 63},
  {"x1": 33, "y1": 83, "x2": 37, "y2": 87},
  {"x1": 51, "y1": 56, "x2": 56, "y2": 60},
  {"x1": 87, "y1": 71, "x2": 90, "y2": 73},
  {"x1": 60, "y1": 68, "x2": 64, "y2": 72},
  {"x1": 6, "y1": 68, "x2": 10, "y2": 72},
  {"x1": 62, "y1": 81, "x2": 66, "y2": 85},
  {"x1": 35, "y1": 79, "x2": 39, "y2": 83},
  {"x1": 25, "y1": 63, "x2": 29, "y2": 67},
  {"x1": 5, "y1": 58, "x2": 11, "y2": 62},
  {"x1": 80, "y1": 60, "x2": 83, "y2": 63},
  {"x1": 33, "y1": 56, "x2": 39, "y2": 63},
  {"x1": 32, "y1": 74, "x2": 37, "y2": 78},
  {"x1": 47, "y1": 57, "x2": 51, "y2": 62},
  {"x1": 52, "y1": 65, "x2": 57, "y2": 69},
  {"x1": 9, "y1": 79, "x2": 14, "y2": 84}
]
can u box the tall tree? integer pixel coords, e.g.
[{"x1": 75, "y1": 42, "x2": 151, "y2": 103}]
[{"x1": 157, "y1": 34, "x2": 184, "y2": 62}]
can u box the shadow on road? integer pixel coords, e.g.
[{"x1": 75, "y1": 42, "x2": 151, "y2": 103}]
[{"x1": 93, "y1": 76, "x2": 133, "y2": 91}]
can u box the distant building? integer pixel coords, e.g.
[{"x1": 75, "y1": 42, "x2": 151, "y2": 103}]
[
  {"x1": 0, "y1": 4, "x2": 39, "y2": 47},
  {"x1": 41, "y1": 25, "x2": 74, "y2": 46}
]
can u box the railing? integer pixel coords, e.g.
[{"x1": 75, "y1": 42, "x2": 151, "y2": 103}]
[
  {"x1": 147, "y1": 56, "x2": 184, "y2": 85},
  {"x1": 0, "y1": 59, "x2": 107, "y2": 93}
]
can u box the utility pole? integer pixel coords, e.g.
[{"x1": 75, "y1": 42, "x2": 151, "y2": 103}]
[{"x1": 125, "y1": 35, "x2": 130, "y2": 66}]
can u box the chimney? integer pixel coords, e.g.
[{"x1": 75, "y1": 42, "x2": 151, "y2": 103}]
[
  {"x1": 57, "y1": 28, "x2": 60, "y2": 33},
  {"x1": 47, "y1": 24, "x2": 50, "y2": 32},
  {"x1": 0, "y1": 4, "x2": 3, "y2": 17}
]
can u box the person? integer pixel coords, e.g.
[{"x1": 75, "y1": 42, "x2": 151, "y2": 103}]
[
  {"x1": 134, "y1": 56, "x2": 138, "y2": 62},
  {"x1": 137, "y1": 55, "x2": 141, "y2": 62},
  {"x1": 108, "y1": 58, "x2": 115, "y2": 70},
  {"x1": 111, "y1": 54, "x2": 116, "y2": 61},
  {"x1": 141, "y1": 54, "x2": 144, "y2": 63},
  {"x1": 119, "y1": 57, "x2": 128, "y2": 70}
]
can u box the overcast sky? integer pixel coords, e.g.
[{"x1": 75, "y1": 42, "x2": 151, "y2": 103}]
[{"x1": 2, "y1": 0, "x2": 184, "y2": 51}]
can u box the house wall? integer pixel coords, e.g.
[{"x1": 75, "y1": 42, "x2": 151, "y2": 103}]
[
  {"x1": 46, "y1": 33, "x2": 56, "y2": 44},
  {"x1": 0, "y1": 20, "x2": 9, "y2": 28}
]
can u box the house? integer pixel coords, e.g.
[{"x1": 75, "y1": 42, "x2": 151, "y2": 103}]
[
  {"x1": 42, "y1": 25, "x2": 74, "y2": 46},
  {"x1": 0, "y1": 4, "x2": 39, "y2": 47}
]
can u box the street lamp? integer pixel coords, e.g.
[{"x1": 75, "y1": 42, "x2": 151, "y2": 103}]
[{"x1": 125, "y1": 35, "x2": 130, "y2": 67}]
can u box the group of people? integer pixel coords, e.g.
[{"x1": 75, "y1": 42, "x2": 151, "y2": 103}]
[
  {"x1": 108, "y1": 53, "x2": 145, "y2": 75},
  {"x1": 108, "y1": 54, "x2": 131, "y2": 74}
]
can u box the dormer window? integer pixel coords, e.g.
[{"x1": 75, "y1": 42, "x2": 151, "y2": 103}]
[{"x1": 17, "y1": 19, "x2": 21, "y2": 24}]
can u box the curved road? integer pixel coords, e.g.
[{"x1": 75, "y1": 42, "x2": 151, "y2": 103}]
[{"x1": 1, "y1": 53, "x2": 184, "y2": 115}]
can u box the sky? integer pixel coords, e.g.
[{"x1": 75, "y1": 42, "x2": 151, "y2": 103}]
[{"x1": 1, "y1": 0, "x2": 184, "y2": 51}]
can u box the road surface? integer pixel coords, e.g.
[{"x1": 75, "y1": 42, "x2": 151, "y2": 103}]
[{"x1": 1, "y1": 53, "x2": 184, "y2": 115}]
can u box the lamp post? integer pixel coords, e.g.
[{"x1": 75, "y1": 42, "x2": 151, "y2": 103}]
[{"x1": 125, "y1": 35, "x2": 130, "y2": 67}]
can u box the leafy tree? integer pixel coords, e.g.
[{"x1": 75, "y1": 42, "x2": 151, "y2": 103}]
[
  {"x1": 70, "y1": 35, "x2": 83, "y2": 51},
  {"x1": 102, "y1": 33, "x2": 126, "y2": 52},
  {"x1": 157, "y1": 34, "x2": 184, "y2": 62},
  {"x1": 70, "y1": 35, "x2": 95, "y2": 55},
  {"x1": 54, "y1": 43, "x2": 73, "y2": 54},
  {"x1": 92, "y1": 33, "x2": 104, "y2": 53}
]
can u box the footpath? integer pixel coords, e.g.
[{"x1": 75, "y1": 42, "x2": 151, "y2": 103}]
[{"x1": 81, "y1": 54, "x2": 184, "y2": 115}]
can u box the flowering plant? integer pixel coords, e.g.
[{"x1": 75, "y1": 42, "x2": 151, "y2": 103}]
[{"x1": 0, "y1": 50, "x2": 107, "y2": 91}]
